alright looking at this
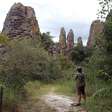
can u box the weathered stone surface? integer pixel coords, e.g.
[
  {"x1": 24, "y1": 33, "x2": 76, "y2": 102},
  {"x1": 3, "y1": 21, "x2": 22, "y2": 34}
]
[
  {"x1": 67, "y1": 29, "x2": 74, "y2": 50},
  {"x1": 59, "y1": 27, "x2": 66, "y2": 54},
  {"x1": 77, "y1": 36, "x2": 83, "y2": 47},
  {"x1": 0, "y1": 44, "x2": 6, "y2": 55},
  {"x1": 87, "y1": 20, "x2": 104, "y2": 48},
  {"x1": 2, "y1": 3, "x2": 40, "y2": 38},
  {"x1": 59, "y1": 27, "x2": 66, "y2": 49}
]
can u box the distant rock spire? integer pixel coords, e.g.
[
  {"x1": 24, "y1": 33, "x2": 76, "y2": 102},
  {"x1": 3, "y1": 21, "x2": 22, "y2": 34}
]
[
  {"x1": 87, "y1": 20, "x2": 104, "y2": 48},
  {"x1": 59, "y1": 27, "x2": 66, "y2": 53},
  {"x1": 67, "y1": 29, "x2": 74, "y2": 50},
  {"x1": 77, "y1": 36, "x2": 83, "y2": 47}
]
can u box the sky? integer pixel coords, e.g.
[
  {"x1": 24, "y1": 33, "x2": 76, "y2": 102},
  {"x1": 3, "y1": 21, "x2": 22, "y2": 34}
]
[{"x1": 0, "y1": 0, "x2": 99, "y2": 45}]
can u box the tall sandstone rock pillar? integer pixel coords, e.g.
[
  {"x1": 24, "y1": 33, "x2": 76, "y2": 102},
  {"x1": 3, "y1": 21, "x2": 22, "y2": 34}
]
[
  {"x1": 67, "y1": 29, "x2": 74, "y2": 50},
  {"x1": 87, "y1": 20, "x2": 104, "y2": 48},
  {"x1": 2, "y1": 3, "x2": 40, "y2": 39},
  {"x1": 59, "y1": 27, "x2": 66, "y2": 54}
]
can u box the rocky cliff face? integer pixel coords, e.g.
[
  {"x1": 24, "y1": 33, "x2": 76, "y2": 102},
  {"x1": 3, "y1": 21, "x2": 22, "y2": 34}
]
[
  {"x1": 67, "y1": 29, "x2": 74, "y2": 50},
  {"x1": 87, "y1": 20, "x2": 104, "y2": 48},
  {"x1": 2, "y1": 3, "x2": 40, "y2": 38}
]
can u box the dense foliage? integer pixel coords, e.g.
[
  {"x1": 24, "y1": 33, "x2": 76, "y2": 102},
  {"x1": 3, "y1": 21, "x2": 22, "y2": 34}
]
[
  {"x1": 0, "y1": 39, "x2": 62, "y2": 89},
  {"x1": 41, "y1": 32, "x2": 54, "y2": 51},
  {"x1": 98, "y1": 0, "x2": 112, "y2": 19},
  {"x1": 84, "y1": 8, "x2": 112, "y2": 112},
  {"x1": 69, "y1": 45, "x2": 92, "y2": 65},
  {"x1": 0, "y1": 34, "x2": 75, "y2": 111},
  {"x1": 0, "y1": 34, "x2": 9, "y2": 44}
]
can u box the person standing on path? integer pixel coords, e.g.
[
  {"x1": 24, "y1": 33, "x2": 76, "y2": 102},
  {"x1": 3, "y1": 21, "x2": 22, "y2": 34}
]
[{"x1": 72, "y1": 67, "x2": 86, "y2": 106}]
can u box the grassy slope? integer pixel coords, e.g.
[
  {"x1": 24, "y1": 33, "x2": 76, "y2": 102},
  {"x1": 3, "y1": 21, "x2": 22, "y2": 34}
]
[{"x1": 24, "y1": 80, "x2": 75, "y2": 98}]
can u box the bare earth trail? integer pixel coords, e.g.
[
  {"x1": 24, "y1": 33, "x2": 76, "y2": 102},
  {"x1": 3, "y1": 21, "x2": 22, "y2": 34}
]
[
  {"x1": 41, "y1": 87, "x2": 87, "y2": 112},
  {"x1": 21, "y1": 87, "x2": 87, "y2": 112}
]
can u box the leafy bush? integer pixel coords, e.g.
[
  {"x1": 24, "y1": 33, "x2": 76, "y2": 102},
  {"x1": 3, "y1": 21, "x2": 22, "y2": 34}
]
[
  {"x1": 0, "y1": 39, "x2": 61, "y2": 88},
  {"x1": 0, "y1": 34, "x2": 9, "y2": 44},
  {"x1": 55, "y1": 54, "x2": 75, "y2": 80},
  {"x1": 41, "y1": 32, "x2": 54, "y2": 51},
  {"x1": 69, "y1": 46, "x2": 92, "y2": 65},
  {"x1": 84, "y1": 49, "x2": 112, "y2": 112},
  {"x1": 85, "y1": 84, "x2": 112, "y2": 112}
]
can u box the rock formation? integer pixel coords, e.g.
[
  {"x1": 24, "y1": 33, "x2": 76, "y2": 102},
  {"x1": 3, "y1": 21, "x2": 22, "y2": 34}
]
[
  {"x1": 59, "y1": 27, "x2": 66, "y2": 53},
  {"x1": 87, "y1": 20, "x2": 104, "y2": 48},
  {"x1": 67, "y1": 29, "x2": 74, "y2": 50},
  {"x1": 2, "y1": 3, "x2": 40, "y2": 39},
  {"x1": 77, "y1": 36, "x2": 83, "y2": 47},
  {"x1": 0, "y1": 44, "x2": 7, "y2": 55}
]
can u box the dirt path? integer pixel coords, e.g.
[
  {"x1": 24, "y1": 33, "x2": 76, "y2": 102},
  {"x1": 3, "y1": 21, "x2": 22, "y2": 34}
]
[
  {"x1": 21, "y1": 87, "x2": 87, "y2": 112},
  {"x1": 42, "y1": 93, "x2": 73, "y2": 112},
  {"x1": 41, "y1": 90, "x2": 87, "y2": 112}
]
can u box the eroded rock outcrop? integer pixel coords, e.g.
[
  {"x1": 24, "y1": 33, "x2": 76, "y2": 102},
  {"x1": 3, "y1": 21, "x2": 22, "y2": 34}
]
[
  {"x1": 2, "y1": 3, "x2": 40, "y2": 38},
  {"x1": 67, "y1": 29, "x2": 74, "y2": 50},
  {"x1": 59, "y1": 27, "x2": 66, "y2": 53},
  {"x1": 87, "y1": 20, "x2": 104, "y2": 48}
]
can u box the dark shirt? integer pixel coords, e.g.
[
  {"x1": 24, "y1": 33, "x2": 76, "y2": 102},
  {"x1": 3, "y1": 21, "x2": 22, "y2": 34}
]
[{"x1": 75, "y1": 72, "x2": 85, "y2": 88}]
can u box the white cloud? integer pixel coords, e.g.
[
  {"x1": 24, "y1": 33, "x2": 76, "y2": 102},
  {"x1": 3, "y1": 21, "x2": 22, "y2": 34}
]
[{"x1": 0, "y1": 0, "x2": 99, "y2": 44}]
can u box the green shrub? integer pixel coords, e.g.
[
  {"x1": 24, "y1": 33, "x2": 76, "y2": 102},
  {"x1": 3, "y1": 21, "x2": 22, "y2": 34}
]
[
  {"x1": 84, "y1": 50, "x2": 112, "y2": 112},
  {"x1": 0, "y1": 39, "x2": 61, "y2": 88},
  {"x1": 0, "y1": 34, "x2": 9, "y2": 44}
]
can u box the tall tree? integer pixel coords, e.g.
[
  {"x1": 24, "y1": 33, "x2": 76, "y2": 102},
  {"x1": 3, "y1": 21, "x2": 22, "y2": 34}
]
[
  {"x1": 41, "y1": 32, "x2": 54, "y2": 51},
  {"x1": 97, "y1": 0, "x2": 112, "y2": 19}
]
